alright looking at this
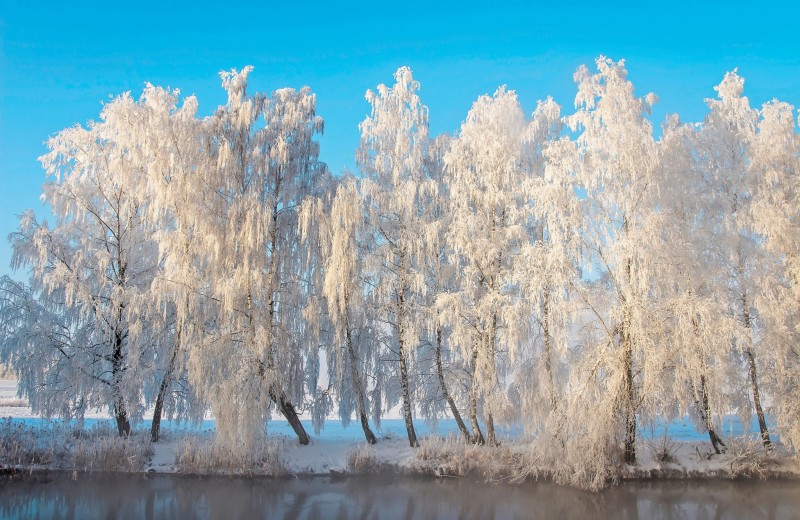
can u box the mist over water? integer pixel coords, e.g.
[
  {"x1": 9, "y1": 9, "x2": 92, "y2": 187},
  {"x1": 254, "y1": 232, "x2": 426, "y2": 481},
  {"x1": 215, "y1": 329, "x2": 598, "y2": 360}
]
[{"x1": 1, "y1": 473, "x2": 798, "y2": 520}]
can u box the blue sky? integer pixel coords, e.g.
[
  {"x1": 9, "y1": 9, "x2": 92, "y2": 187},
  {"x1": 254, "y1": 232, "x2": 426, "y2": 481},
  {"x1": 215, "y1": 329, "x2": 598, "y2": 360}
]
[{"x1": 2, "y1": 0, "x2": 799, "y2": 279}]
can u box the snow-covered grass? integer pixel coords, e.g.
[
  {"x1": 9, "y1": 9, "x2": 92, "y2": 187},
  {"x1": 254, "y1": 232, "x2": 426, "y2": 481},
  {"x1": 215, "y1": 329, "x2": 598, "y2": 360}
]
[
  {"x1": 411, "y1": 434, "x2": 525, "y2": 481},
  {"x1": 345, "y1": 443, "x2": 380, "y2": 473},
  {"x1": 175, "y1": 435, "x2": 285, "y2": 476},
  {"x1": 0, "y1": 418, "x2": 152, "y2": 471},
  {"x1": 2, "y1": 380, "x2": 797, "y2": 489}
]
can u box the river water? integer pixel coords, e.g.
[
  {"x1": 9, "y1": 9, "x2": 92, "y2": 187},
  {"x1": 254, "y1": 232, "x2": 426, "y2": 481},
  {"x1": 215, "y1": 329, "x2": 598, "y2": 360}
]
[{"x1": 1, "y1": 472, "x2": 798, "y2": 519}]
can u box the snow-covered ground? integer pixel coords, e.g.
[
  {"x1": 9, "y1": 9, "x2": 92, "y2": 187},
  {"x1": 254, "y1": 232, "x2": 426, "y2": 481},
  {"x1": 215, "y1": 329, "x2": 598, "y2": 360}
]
[{"x1": 1, "y1": 378, "x2": 795, "y2": 481}]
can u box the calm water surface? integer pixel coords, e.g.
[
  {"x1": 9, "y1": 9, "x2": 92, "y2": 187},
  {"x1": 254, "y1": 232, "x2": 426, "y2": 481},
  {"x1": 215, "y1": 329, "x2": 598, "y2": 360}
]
[{"x1": 1, "y1": 472, "x2": 798, "y2": 519}]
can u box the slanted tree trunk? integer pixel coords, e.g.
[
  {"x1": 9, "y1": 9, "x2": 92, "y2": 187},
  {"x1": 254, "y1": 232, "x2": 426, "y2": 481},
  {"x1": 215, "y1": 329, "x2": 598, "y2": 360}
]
[
  {"x1": 264, "y1": 374, "x2": 310, "y2": 444},
  {"x1": 700, "y1": 374, "x2": 727, "y2": 454},
  {"x1": 469, "y1": 338, "x2": 485, "y2": 445},
  {"x1": 739, "y1": 261, "x2": 771, "y2": 451},
  {"x1": 345, "y1": 301, "x2": 377, "y2": 444},
  {"x1": 435, "y1": 325, "x2": 470, "y2": 442},
  {"x1": 151, "y1": 322, "x2": 182, "y2": 443}
]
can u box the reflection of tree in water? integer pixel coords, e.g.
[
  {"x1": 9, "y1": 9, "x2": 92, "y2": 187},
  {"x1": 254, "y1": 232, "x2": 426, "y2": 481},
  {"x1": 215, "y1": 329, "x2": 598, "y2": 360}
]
[{"x1": 1, "y1": 474, "x2": 799, "y2": 519}]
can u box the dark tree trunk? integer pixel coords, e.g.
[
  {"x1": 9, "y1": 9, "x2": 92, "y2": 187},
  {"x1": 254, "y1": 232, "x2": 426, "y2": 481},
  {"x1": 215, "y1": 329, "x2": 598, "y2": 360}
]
[
  {"x1": 622, "y1": 324, "x2": 636, "y2": 465},
  {"x1": 345, "y1": 307, "x2": 377, "y2": 444},
  {"x1": 398, "y1": 336, "x2": 418, "y2": 448},
  {"x1": 397, "y1": 257, "x2": 418, "y2": 448},
  {"x1": 115, "y1": 403, "x2": 131, "y2": 438},
  {"x1": 435, "y1": 326, "x2": 470, "y2": 442},
  {"x1": 112, "y1": 324, "x2": 130, "y2": 438},
  {"x1": 694, "y1": 373, "x2": 726, "y2": 454},
  {"x1": 469, "y1": 339, "x2": 484, "y2": 445},
  {"x1": 621, "y1": 251, "x2": 636, "y2": 465},
  {"x1": 274, "y1": 389, "x2": 310, "y2": 445},
  {"x1": 151, "y1": 325, "x2": 182, "y2": 443},
  {"x1": 486, "y1": 314, "x2": 499, "y2": 447},
  {"x1": 738, "y1": 258, "x2": 771, "y2": 451},
  {"x1": 746, "y1": 347, "x2": 771, "y2": 450}
]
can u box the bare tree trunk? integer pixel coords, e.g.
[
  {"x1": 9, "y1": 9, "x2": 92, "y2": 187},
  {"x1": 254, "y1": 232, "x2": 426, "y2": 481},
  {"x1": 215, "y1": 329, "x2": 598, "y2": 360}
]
[
  {"x1": 745, "y1": 346, "x2": 771, "y2": 450},
  {"x1": 396, "y1": 252, "x2": 419, "y2": 448},
  {"x1": 151, "y1": 322, "x2": 182, "y2": 443},
  {"x1": 699, "y1": 370, "x2": 726, "y2": 454},
  {"x1": 345, "y1": 303, "x2": 377, "y2": 444},
  {"x1": 486, "y1": 314, "x2": 499, "y2": 446},
  {"x1": 435, "y1": 325, "x2": 470, "y2": 442},
  {"x1": 622, "y1": 324, "x2": 636, "y2": 465},
  {"x1": 112, "y1": 324, "x2": 131, "y2": 438},
  {"x1": 621, "y1": 245, "x2": 636, "y2": 465},
  {"x1": 469, "y1": 339, "x2": 484, "y2": 445},
  {"x1": 739, "y1": 265, "x2": 772, "y2": 451},
  {"x1": 268, "y1": 386, "x2": 310, "y2": 445}
]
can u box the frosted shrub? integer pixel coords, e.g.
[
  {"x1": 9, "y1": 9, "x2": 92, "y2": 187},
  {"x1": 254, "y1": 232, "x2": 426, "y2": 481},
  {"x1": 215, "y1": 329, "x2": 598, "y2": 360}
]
[
  {"x1": 645, "y1": 432, "x2": 679, "y2": 464},
  {"x1": 175, "y1": 436, "x2": 285, "y2": 476},
  {"x1": 346, "y1": 443, "x2": 379, "y2": 473},
  {"x1": 727, "y1": 436, "x2": 773, "y2": 479}
]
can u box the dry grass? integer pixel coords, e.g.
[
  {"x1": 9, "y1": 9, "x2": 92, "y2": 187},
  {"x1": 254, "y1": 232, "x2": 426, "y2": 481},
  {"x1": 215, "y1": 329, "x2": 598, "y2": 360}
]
[
  {"x1": 413, "y1": 435, "x2": 525, "y2": 482},
  {"x1": 0, "y1": 418, "x2": 152, "y2": 471},
  {"x1": 68, "y1": 434, "x2": 153, "y2": 472},
  {"x1": 0, "y1": 418, "x2": 64, "y2": 466},
  {"x1": 175, "y1": 436, "x2": 285, "y2": 476},
  {"x1": 346, "y1": 443, "x2": 380, "y2": 473}
]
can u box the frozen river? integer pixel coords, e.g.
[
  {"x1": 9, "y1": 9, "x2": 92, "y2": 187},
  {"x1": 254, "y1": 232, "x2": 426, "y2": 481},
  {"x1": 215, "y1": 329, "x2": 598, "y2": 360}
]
[{"x1": 1, "y1": 472, "x2": 799, "y2": 519}]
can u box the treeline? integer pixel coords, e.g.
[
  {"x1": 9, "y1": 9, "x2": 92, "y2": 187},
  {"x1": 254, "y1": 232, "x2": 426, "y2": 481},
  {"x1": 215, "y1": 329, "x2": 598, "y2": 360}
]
[{"x1": 1, "y1": 57, "x2": 798, "y2": 487}]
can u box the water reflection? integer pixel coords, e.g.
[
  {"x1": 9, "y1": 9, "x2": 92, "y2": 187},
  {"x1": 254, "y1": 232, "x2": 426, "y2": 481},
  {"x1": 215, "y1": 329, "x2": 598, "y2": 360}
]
[{"x1": 0, "y1": 472, "x2": 797, "y2": 519}]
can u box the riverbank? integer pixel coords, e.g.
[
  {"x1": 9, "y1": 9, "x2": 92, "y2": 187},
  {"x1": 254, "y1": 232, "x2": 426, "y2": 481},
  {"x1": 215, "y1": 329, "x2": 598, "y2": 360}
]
[{"x1": 2, "y1": 379, "x2": 798, "y2": 488}]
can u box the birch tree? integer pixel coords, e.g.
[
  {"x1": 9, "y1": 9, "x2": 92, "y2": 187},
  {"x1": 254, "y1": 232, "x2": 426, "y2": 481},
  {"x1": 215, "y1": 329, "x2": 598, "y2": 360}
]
[
  {"x1": 514, "y1": 97, "x2": 582, "y2": 437},
  {"x1": 357, "y1": 67, "x2": 432, "y2": 447},
  {"x1": 750, "y1": 99, "x2": 800, "y2": 450},
  {"x1": 566, "y1": 57, "x2": 661, "y2": 465},
  {"x1": 7, "y1": 105, "x2": 163, "y2": 436},
  {"x1": 696, "y1": 71, "x2": 772, "y2": 450},
  {"x1": 442, "y1": 86, "x2": 528, "y2": 445},
  {"x1": 193, "y1": 67, "x2": 324, "y2": 448}
]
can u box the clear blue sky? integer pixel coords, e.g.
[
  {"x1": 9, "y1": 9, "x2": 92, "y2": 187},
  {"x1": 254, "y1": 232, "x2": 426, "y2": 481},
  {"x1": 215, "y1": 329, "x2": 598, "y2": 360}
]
[{"x1": 2, "y1": 0, "x2": 799, "y2": 279}]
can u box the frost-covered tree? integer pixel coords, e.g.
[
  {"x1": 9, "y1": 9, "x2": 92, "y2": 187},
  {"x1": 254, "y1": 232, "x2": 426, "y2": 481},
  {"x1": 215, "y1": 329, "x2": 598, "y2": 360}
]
[
  {"x1": 442, "y1": 87, "x2": 529, "y2": 445},
  {"x1": 114, "y1": 84, "x2": 210, "y2": 442},
  {"x1": 653, "y1": 116, "x2": 739, "y2": 454},
  {"x1": 191, "y1": 67, "x2": 325, "y2": 449},
  {"x1": 357, "y1": 67, "x2": 432, "y2": 447},
  {"x1": 750, "y1": 99, "x2": 800, "y2": 450},
  {"x1": 514, "y1": 97, "x2": 582, "y2": 436},
  {"x1": 6, "y1": 106, "x2": 163, "y2": 436},
  {"x1": 417, "y1": 134, "x2": 472, "y2": 442},
  {"x1": 565, "y1": 57, "x2": 661, "y2": 466},
  {"x1": 302, "y1": 176, "x2": 378, "y2": 444},
  {"x1": 696, "y1": 71, "x2": 772, "y2": 450}
]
